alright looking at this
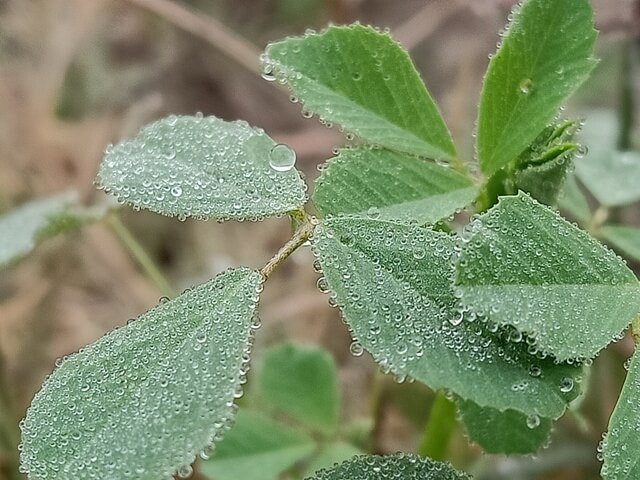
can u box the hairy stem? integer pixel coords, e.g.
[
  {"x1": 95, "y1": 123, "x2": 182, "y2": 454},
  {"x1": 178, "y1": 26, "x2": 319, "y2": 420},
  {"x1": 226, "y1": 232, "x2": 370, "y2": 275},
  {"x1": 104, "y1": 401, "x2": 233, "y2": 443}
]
[
  {"x1": 107, "y1": 214, "x2": 175, "y2": 298},
  {"x1": 260, "y1": 213, "x2": 317, "y2": 280},
  {"x1": 418, "y1": 391, "x2": 457, "y2": 460}
]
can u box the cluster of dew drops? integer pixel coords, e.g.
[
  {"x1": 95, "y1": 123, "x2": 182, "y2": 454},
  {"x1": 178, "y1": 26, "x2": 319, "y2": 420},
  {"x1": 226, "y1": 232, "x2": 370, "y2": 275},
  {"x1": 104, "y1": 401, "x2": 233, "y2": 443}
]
[
  {"x1": 96, "y1": 113, "x2": 303, "y2": 222},
  {"x1": 311, "y1": 453, "x2": 468, "y2": 480},
  {"x1": 19, "y1": 268, "x2": 263, "y2": 480}
]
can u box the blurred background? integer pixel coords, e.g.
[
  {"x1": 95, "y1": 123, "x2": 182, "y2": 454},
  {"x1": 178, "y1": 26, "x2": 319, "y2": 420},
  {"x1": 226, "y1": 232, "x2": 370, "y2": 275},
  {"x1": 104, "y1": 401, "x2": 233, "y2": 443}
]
[{"x1": 0, "y1": 0, "x2": 639, "y2": 479}]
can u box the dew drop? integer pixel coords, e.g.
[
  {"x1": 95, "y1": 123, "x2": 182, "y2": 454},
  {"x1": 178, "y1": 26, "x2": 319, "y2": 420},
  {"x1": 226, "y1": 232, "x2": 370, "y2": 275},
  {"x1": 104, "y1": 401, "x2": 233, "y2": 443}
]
[
  {"x1": 526, "y1": 414, "x2": 541, "y2": 429},
  {"x1": 269, "y1": 144, "x2": 296, "y2": 172},
  {"x1": 559, "y1": 376, "x2": 574, "y2": 393},
  {"x1": 349, "y1": 341, "x2": 364, "y2": 357},
  {"x1": 519, "y1": 78, "x2": 533, "y2": 94}
]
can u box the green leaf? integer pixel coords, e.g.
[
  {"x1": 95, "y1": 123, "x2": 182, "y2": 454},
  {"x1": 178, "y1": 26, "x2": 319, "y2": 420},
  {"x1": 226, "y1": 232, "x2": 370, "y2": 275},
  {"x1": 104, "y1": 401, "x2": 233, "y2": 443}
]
[
  {"x1": 304, "y1": 442, "x2": 363, "y2": 477},
  {"x1": 263, "y1": 24, "x2": 456, "y2": 161},
  {"x1": 305, "y1": 454, "x2": 471, "y2": 480},
  {"x1": 313, "y1": 216, "x2": 582, "y2": 418},
  {"x1": 455, "y1": 192, "x2": 640, "y2": 361},
  {"x1": 457, "y1": 399, "x2": 552, "y2": 454},
  {"x1": 558, "y1": 173, "x2": 591, "y2": 222},
  {"x1": 259, "y1": 343, "x2": 339, "y2": 435},
  {"x1": 575, "y1": 151, "x2": 640, "y2": 207},
  {"x1": 601, "y1": 226, "x2": 640, "y2": 263},
  {"x1": 601, "y1": 347, "x2": 640, "y2": 479},
  {"x1": 96, "y1": 115, "x2": 307, "y2": 221},
  {"x1": 477, "y1": 0, "x2": 597, "y2": 175},
  {"x1": 0, "y1": 191, "x2": 95, "y2": 269},
  {"x1": 313, "y1": 147, "x2": 476, "y2": 224},
  {"x1": 573, "y1": 109, "x2": 640, "y2": 207},
  {"x1": 201, "y1": 410, "x2": 315, "y2": 480},
  {"x1": 20, "y1": 267, "x2": 262, "y2": 480}
]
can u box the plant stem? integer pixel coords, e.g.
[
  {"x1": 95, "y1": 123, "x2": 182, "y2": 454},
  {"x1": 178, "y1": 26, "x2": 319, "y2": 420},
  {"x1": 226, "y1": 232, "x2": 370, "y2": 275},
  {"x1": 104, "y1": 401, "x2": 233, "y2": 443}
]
[
  {"x1": 107, "y1": 214, "x2": 175, "y2": 298},
  {"x1": 632, "y1": 314, "x2": 640, "y2": 344},
  {"x1": 417, "y1": 391, "x2": 457, "y2": 461},
  {"x1": 260, "y1": 214, "x2": 317, "y2": 280},
  {"x1": 587, "y1": 206, "x2": 609, "y2": 234}
]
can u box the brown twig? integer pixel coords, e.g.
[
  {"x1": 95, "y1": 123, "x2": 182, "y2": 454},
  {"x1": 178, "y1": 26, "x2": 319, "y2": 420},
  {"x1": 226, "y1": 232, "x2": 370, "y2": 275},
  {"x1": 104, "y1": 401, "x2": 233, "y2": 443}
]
[
  {"x1": 393, "y1": 0, "x2": 466, "y2": 51},
  {"x1": 123, "y1": 0, "x2": 263, "y2": 76}
]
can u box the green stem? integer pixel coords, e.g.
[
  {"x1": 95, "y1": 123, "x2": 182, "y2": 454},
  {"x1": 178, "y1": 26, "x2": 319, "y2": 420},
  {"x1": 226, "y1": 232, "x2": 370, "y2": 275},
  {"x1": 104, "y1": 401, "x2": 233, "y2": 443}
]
[
  {"x1": 418, "y1": 391, "x2": 457, "y2": 461},
  {"x1": 0, "y1": 361, "x2": 22, "y2": 480},
  {"x1": 107, "y1": 214, "x2": 175, "y2": 298},
  {"x1": 260, "y1": 213, "x2": 317, "y2": 280}
]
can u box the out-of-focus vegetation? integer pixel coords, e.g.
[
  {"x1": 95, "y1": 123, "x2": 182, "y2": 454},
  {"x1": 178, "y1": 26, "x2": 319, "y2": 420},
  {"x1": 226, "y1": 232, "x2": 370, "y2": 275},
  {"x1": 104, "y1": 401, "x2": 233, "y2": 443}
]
[{"x1": 1, "y1": 1, "x2": 639, "y2": 479}]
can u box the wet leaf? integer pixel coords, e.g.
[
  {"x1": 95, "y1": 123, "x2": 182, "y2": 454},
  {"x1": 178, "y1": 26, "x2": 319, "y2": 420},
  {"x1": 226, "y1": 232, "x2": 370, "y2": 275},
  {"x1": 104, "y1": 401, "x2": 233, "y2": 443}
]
[
  {"x1": 457, "y1": 399, "x2": 552, "y2": 454},
  {"x1": 96, "y1": 115, "x2": 307, "y2": 221},
  {"x1": 258, "y1": 343, "x2": 339, "y2": 435},
  {"x1": 201, "y1": 410, "x2": 315, "y2": 480},
  {"x1": 305, "y1": 454, "x2": 471, "y2": 480},
  {"x1": 20, "y1": 268, "x2": 262, "y2": 480},
  {"x1": 264, "y1": 25, "x2": 456, "y2": 161},
  {"x1": 601, "y1": 347, "x2": 640, "y2": 479},
  {"x1": 558, "y1": 173, "x2": 591, "y2": 222},
  {"x1": 313, "y1": 215, "x2": 582, "y2": 417},
  {"x1": 455, "y1": 192, "x2": 640, "y2": 361},
  {"x1": 477, "y1": 0, "x2": 597, "y2": 175},
  {"x1": 313, "y1": 147, "x2": 476, "y2": 224}
]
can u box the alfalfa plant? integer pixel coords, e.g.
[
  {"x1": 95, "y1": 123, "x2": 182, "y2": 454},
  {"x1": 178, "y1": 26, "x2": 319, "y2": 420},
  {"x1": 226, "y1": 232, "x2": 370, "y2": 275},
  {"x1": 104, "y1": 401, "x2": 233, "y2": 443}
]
[{"x1": 4, "y1": 0, "x2": 640, "y2": 478}]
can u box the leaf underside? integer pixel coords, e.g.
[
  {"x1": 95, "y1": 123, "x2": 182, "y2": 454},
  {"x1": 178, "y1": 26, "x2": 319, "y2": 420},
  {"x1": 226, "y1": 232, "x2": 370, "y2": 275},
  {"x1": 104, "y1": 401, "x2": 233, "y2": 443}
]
[{"x1": 20, "y1": 267, "x2": 262, "y2": 480}]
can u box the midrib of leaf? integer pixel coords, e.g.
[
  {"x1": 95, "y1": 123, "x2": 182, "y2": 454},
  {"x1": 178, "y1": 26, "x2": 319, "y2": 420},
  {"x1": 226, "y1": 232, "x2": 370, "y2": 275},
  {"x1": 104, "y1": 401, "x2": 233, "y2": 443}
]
[{"x1": 59, "y1": 274, "x2": 255, "y2": 475}]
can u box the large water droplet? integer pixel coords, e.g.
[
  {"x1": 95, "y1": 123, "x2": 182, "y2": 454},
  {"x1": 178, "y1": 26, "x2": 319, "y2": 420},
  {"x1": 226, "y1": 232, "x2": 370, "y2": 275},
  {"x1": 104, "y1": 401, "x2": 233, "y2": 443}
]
[{"x1": 269, "y1": 144, "x2": 296, "y2": 172}]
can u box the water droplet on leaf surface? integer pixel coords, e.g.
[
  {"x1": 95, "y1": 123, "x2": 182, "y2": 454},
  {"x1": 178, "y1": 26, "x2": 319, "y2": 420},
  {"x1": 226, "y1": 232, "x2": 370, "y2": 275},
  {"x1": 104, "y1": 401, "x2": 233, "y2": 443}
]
[{"x1": 269, "y1": 144, "x2": 296, "y2": 172}]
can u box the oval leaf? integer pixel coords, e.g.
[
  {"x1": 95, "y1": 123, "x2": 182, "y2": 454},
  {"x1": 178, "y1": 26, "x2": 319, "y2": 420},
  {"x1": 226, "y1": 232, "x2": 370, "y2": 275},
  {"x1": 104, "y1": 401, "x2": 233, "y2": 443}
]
[
  {"x1": 313, "y1": 147, "x2": 476, "y2": 224},
  {"x1": 20, "y1": 267, "x2": 262, "y2": 480},
  {"x1": 263, "y1": 24, "x2": 456, "y2": 161},
  {"x1": 457, "y1": 399, "x2": 552, "y2": 455},
  {"x1": 312, "y1": 216, "x2": 582, "y2": 417},
  {"x1": 306, "y1": 454, "x2": 470, "y2": 480},
  {"x1": 258, "y1": 343, "x2": 339, "y2": 435},
  {"x1": 201, "y1": 409, "x2": 315, "y2": 480},
  {"x1": 455, "y1": 192, "x2": 640, "y2": 361},
  {"x1": 96, "y1": 115, "x2": 307, "y2": 221},
  {"x1": 477, "y1": 0, "x2": 597, "y2": 175},
  {"x1": 601, "y1": 347, "x2": 640, "y2": 479}
]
